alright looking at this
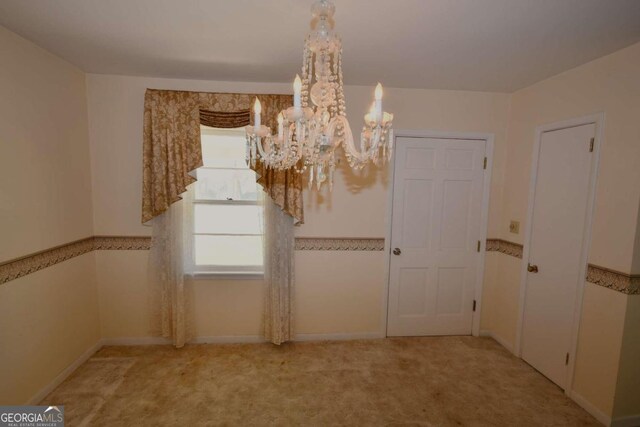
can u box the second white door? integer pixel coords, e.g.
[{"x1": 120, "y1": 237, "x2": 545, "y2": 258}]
[
  {"x1": 521, "y1": 123, "x2": 597, "y2": 389},
  {"x1": 387, "y1": 136, "x2": 486, "y2": 336}
]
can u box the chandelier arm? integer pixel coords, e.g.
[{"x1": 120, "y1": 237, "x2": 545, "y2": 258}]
[
  {"x1": 328, "y1": 115, "x2": 385, "y2": 165},
  {"x1": 253, "y1": 135, "x2": 271, "y2": 162}
]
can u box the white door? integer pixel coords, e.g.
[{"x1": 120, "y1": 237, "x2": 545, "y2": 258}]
[
  {"x1": 387, "y1": 137, "x2": 486, "y2": 336},
  {"x1": 521, "y1": 123, "x2": 596, "y2": 389}
]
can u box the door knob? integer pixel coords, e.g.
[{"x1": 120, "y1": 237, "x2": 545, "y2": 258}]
[
  {"x1": 393, "y1": 248, "x2": 402, "y2": 256},
  {"x1": 527, "y1": 263, "x2": 539, "y2": 273}
]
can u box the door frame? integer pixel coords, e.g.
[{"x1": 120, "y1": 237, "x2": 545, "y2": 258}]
[
  {"x1": 382, "y1": 129, "x2": 495, "y2": 337},
  {"x1": 514, "y1": 113, "x2": 604, "y2": 394}
]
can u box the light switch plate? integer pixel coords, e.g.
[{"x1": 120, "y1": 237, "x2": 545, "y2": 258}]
[{"x1": 509, "y1": 220, "x2": 520, "y2": 234}]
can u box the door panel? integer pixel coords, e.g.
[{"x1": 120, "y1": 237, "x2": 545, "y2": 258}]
[
  {"x1": 401, "y1": 180, "x2": 433, "y2": 248},
  {"x1": 521, "y1": 123, "x2": 596, "y2": 389},
  {"x1": 387, "y1": 137, "x2": 485, "y2": 337},
  {"x1": 441, "y1": 179, "x2": 472, "y2": 249},
  {"x1": 436, "y1": 267, "x2": 465, "y2": 315},
  {"x1": 398, "y1": 268, "x2": 429, "y2": 316}
]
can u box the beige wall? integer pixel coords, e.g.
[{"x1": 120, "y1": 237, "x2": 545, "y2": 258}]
[
  {"x1": 573, "y1": 283, "x2": 628, "y2": 417},
  {"x1": 632, "y1": 198, "x2": 640, "y2": 274},
  {"x1": 85, "y1": 73, "x2": 511, "y2": 339},
  {"x1": 0, "y1": 256, "x2": 99, "y2": 404},
  {"x1": 295, "y1": 251, "x2": 386, "y2": 335},
  {"x1": 613, "y1": 295, "x2": 640, "y2": 419},
  {"x1": 0, "y1": 26, "x2": 100, "y2": 404},
  {"x1": 621, "y1": 198, "x2": 640, "y2": 419},
  {"x1": 95, "y1": 251, "x2": 266, "y2": 339},
  {"x1": 494, "y1": 42, "x2": 640, "y2": 419},
  {"x1": 618, "y1": 203, "x2": 640, "y2": 419},
  {"x1": 0, "y1": 27, "x2": 94, "y2": 259},
  {"x1": 480, "y1": 252, "x2": 520, "y2": 350},
  {"x1": 615, "y1": 202, "x2": 640, "y2": 419}
]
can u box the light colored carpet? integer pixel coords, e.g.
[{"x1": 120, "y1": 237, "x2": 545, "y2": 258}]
[{"x1": 41, "y1": 337, "x2": 600, "y2": 426}]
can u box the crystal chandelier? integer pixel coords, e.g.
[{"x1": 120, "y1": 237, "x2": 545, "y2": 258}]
[{"x1": 246, "y1": 0, "x2": 394, "y2": 190}]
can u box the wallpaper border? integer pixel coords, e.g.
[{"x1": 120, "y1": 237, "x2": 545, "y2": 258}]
[
  {"x1": 0, "y1": 236, "x2": 384, "y2": 285},
  {"x1": 486, "y1": 238, "x2": 639, "y2": 295},
  {"x1": 486, "y1": 238, "x2": 524, "y2": 258},
  {"x1": 0, "y1": 236, "x2": 150, "y2": 285},
  {"x1": 1, "y1": 236, "x2": 638, "y2": 294},
  {"x1": 295, "y1": 237, "x2": 385, "y2": 251},
  {"x1": 93, "y1": 235, "x2": 152, "y2": 250},
  {"x1": 586, "y1": 264, "x2": 640, "y2": 295}
]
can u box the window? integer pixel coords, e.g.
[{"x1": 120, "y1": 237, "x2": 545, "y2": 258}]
[{"x1": 185, "y1": 126, "x2": 263, "y2": 277}]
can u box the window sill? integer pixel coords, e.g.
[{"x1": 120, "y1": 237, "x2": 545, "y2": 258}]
[{"x1": 186, "y1": 272, "x2": 264, "y2": 281}]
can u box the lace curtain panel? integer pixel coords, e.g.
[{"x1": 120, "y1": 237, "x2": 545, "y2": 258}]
[
  {"x1": 148, "y1": 199, "x2": 194, "y2": 348},
  {"x1": 263, "y1": 197, "x2": 296, "y2": 345}
]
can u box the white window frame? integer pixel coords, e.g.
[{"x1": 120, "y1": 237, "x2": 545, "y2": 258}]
[{"x1": 184, "y1": 127, "x2": 264, "y2": 280}]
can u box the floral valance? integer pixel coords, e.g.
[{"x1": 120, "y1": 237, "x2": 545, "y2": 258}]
[{"x1": 142, "y1": 89, "x2": 303, "y2": 224}]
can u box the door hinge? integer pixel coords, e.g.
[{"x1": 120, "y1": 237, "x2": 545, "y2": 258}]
[
  {"x1": 589, "y1": 138, "x2": 594, "y2": 152},
  {"x1": 473, "y1": 300, "x2": 477, "y2": 312},
  {"x1": 565, "y1": 353, "x2": 570, "y2": 365},
  {"x1": 477, "y1": 240, "x2": 481, "y2": 252},
  {"x1": 483, "y1": 157, "x2": 487, "y2": 169}
]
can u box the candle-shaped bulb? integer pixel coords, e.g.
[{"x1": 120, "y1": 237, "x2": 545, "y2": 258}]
[
  {"x1": 374, "y1": 83, "x2": 383, "y2": 123},
  {"x1": 294, "y1": 74, "x2": 302, "y2": 93},
  {"x1": 375, "y1": 82, "x2": 383, "y2": 100},
  {"x1": 253, "y1": 98, "x2": 261, "y2": 131},
  {"x1": 293, "y1": 74, "x2": 302, "y2": 109},
  {"x1": 367, "y1": 102, "x2": 376, "y2": 123},
  {"x1": 277, "y1": 112, "x2": 284, "y2": 139}
]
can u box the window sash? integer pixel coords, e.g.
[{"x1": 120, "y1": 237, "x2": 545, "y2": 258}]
[
  {"x1": 194, "y1": 234, "x2": 262, "y2": 240},
  {"x1": 187, "y1": 233, "x2": 264, "y2": 273},
  {"x1": 187, "y1": 186, "x2": 264, "y2": 275},
  {"x1": 193, "y1": 199, "x2": 259, "y2": 206},
  {"x1": 198, "y1": 166, "x2": 249, "y2": 171},
  {"x1": 190, "y1": 234, "x2": 263, "y2": 273}
]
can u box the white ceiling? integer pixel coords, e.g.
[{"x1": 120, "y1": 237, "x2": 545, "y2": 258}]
[{"x1": 1, "y1": 0, "x2": 639, "y2": 92}]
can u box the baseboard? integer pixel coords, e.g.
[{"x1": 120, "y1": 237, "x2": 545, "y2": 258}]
[
  {"x1": 611, "y1": 414, "x2": 640, "y2": 427},
  {"x1": 100, "y1": 336, "x2": 172, "y2": 346},
  {"x1": 479, "y1": 330, "x2": 515, "y2": 354},
  {"x1": 194, "y1": 332, "x2": 384, "y2": 343},
  {"x1": 102, "y1": 333, "x2": 384, "y2": 346},
  {"x1": 295, "y1": 332, "x2": 385, "y2": 341},
  {"x1": 190, "y1": 335, "x2": 265, "y2": 344},
  {"x1": 26, "y1": 339, "x2": 103, "y2": 405},
  {"x1": 569, "y1": 391, "x2": 612, "y2": 426}
]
